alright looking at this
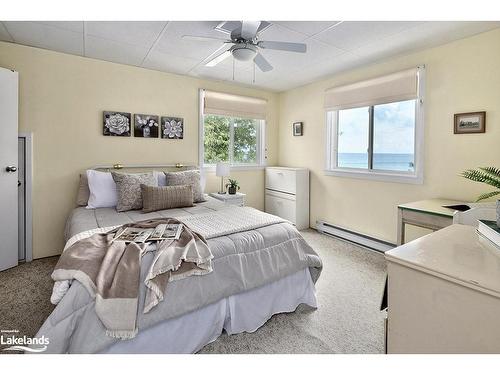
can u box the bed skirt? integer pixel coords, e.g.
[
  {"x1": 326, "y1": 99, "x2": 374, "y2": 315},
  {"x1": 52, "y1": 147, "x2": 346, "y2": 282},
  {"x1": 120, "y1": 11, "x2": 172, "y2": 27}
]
[{"x1": 101, "y1": 268, "x2": 317, "y2": 354}]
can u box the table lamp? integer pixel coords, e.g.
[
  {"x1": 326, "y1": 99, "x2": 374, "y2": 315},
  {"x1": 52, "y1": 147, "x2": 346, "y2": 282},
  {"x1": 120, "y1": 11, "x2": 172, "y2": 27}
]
[{"x1": 216, "y1": 162, "x2": 230, "y2": 194}]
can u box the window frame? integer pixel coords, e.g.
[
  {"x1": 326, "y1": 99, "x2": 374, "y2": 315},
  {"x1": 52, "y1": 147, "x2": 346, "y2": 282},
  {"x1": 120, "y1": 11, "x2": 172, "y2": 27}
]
[
  {"x1": 325, "y1": 66, "x2": 425, "y2": 184},
  {"x1": 199, "y1": 89, "x2": 266, "y2": 171}
]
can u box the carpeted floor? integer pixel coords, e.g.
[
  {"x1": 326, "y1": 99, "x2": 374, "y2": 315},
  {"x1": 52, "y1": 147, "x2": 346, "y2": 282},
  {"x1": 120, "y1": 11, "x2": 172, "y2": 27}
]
[{"x1": 0, "y1": 229, "x2": 387, "y2": 354}]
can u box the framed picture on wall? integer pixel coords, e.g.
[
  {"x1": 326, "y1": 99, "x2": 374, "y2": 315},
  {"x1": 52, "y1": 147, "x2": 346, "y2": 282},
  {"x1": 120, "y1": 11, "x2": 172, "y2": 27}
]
[
  {"x1": 103, "y1": 111, "x2": 131, "y2": 136},
  {"x1": 293, "y1": 122, "x2": 303, "y2": 136},
  {"x1": 454, "y1": 111, "x2": 486, "y2": 134},
  {"x1": 134, "y1": 114, "x2": 159, "y2": 138},
  {"x1": 161, "y1": 117, "x2": 184, "y2": 139}
]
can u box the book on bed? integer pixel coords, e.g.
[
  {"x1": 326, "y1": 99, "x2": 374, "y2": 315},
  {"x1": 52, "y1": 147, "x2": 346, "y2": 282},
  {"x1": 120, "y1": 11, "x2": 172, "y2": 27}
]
[{"x1": 113, "y1": 224, "x2": 183, "y2": 243}]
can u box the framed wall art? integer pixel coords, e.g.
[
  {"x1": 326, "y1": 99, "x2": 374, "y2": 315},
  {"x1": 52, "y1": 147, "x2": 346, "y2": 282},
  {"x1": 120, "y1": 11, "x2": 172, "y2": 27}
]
[
  {"x1": 134, "y1": 114, "x2": 159, "y2": 138},
  {"x1": 454, "y1": 111, "x2": 486, "y2": 134},
  {"x1": 161, "y1": 117, "x2": 184, "y2": 139},
  {"x1": 103, "y1": 111, "x2": 131, "y2": 136}
]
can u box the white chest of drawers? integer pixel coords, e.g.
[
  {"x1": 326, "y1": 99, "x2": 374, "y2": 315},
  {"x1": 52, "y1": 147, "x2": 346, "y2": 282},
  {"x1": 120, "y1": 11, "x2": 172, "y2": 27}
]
[{"x1": 265, "y1": 167, "x2": 309, "y2": 230}]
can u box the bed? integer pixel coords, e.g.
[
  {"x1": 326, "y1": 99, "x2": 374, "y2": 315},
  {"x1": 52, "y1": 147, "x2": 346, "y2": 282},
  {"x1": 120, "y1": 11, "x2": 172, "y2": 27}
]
[{"x1": 35, "y1": 167, "x2": 322, "y2": 354}]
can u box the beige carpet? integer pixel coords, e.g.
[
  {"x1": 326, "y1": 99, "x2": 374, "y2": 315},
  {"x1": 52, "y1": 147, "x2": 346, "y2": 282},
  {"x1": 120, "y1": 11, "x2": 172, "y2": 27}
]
[{"x1": 0, "y1": 229, "x2": 387, "y2": 354}]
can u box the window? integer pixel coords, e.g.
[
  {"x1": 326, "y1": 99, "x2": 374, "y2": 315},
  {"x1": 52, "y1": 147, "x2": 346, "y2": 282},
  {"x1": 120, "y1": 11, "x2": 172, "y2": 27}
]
[
  {"x1": 200, "y1": 90, "x2": 266, "y2": 169},
  {"x1": 203, "y1": 114, "x2": 262, "y2": 166},
  {"x1": 325, "y1": 67, "x2": 424, "y2": 184}
]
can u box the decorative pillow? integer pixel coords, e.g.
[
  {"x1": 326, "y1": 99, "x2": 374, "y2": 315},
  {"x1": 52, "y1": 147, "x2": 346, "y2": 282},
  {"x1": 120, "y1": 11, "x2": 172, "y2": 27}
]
[
  {"x1": 111, "y1": 172, "x2": 158, "y2": 212},
  {"x1": 141, "y1": 184, "x2": 193, "y2": 213},
  {"x1": 164, "y1": 170, "x2": 206, "y2": 203},
  {"x1": 76, "y1": 173, "x2": 90, "y2": 206},
  {"x1": 86, "y1": 170, "x2": 118, "y2": 209}
]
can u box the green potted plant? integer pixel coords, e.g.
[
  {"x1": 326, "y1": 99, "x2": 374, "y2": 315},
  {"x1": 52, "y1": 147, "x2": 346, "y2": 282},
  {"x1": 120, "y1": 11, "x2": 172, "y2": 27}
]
[
  {"x1": 461, "y1": 166, "x2": 500, "y2": 226},
  {"x1": 225, "y1": 179, "x2": 240, "y2": 195}
]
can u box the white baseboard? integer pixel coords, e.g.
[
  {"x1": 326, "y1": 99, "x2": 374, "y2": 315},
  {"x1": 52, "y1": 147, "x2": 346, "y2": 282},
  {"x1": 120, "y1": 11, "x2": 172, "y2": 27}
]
[{"x1": 316, "y1": 220, "x2": 395, "y2": 253}]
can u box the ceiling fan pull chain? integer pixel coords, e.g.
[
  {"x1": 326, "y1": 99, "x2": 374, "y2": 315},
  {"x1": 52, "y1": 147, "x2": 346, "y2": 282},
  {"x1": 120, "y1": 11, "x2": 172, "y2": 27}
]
[
  {"x1": 253, "y1": 62, "x2": 256, "y2": 84},
  {"x1": 232, "y1": 58, "x2": 235, "y2": 81}
]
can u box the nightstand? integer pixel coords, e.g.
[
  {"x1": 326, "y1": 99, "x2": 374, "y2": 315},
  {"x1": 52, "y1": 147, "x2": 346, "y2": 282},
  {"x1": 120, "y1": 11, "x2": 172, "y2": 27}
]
[{"x1": 209, "y1": 192, "x2": 246, "y2": 206}]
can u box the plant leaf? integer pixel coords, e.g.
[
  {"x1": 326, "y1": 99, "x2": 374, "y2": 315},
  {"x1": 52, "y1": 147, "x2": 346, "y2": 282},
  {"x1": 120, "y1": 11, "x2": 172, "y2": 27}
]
[
  {"x1": 476, "y1": 190, "x2": 500, "y2": 202},
  {"x1": 461, "y1": 168, "x2": 500, "y2": 189}
]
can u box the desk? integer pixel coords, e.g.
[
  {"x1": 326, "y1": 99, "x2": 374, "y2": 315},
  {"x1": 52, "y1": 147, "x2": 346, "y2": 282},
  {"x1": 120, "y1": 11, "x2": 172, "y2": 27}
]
[
  {"x1": 397, "y1": 199, "x2": 461, "y2": 245},
  {"x1": 386, "y1": 225, "x2": 500, "y2": 353}
]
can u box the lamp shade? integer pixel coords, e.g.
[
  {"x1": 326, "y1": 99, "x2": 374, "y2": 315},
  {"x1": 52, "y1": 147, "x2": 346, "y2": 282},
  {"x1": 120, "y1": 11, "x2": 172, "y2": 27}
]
[{"x1": 215, "y1": 162, "x2": 230, "y2": 177}]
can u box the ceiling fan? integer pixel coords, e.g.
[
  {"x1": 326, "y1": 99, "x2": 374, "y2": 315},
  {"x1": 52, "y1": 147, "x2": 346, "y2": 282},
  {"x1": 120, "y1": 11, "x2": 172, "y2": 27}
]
[{"x1": 182, "y1": 21, "x2": 307, "y2": 72}]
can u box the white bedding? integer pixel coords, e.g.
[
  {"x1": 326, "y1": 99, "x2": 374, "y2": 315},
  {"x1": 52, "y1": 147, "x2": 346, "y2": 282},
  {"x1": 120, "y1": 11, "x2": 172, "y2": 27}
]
[{"x1": 38, "y1": 200, "x2": 322, "y2": 353}]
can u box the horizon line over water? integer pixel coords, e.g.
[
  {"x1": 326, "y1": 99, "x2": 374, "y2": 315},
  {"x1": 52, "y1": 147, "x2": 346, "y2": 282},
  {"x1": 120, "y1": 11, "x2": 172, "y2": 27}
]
[{"x1": 338, "y1": 152, "x2": 415, "y2": 172}]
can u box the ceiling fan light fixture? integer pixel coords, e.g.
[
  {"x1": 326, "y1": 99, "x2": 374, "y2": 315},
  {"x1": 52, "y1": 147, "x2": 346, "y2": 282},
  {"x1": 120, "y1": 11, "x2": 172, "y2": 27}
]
[{"x1": 231, "y1": 44, "x2": 257, "y2": 61}]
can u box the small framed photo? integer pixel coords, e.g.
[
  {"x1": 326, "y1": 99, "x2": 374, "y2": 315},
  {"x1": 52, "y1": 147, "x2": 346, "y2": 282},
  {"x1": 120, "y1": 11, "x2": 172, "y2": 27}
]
[
  {"x1": 103, "y1": 111, "x2": 131, "y2": 136},
  {"x1": 161, "y1": 117, "x2": 184, "y2": 139},
  {"x1": 134, "y1": 114, "x2": 159, "y2": 138},
  {"x1": 293, "y1": 122, "x2": 303, "y2": 136},
  {"x1": 454, "y1": 111, "x2": 486, "y2": 134}
]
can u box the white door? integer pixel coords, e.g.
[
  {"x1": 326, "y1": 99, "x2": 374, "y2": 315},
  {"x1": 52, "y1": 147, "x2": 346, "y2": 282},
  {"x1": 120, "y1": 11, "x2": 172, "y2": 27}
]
[{"x1": 0, "y1": 67, "x2": 19, "y2": 271}]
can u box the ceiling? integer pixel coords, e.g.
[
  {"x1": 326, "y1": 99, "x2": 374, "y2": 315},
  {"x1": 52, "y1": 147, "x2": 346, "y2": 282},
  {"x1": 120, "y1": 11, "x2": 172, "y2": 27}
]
[{"x1": 1, "y1": 21, "x2": 499, "y2": 91}]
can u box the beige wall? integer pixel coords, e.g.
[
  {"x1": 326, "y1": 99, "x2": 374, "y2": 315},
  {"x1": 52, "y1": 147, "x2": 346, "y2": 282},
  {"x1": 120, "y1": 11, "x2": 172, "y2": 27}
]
[
  {"x1": 278, "y1": 28, "x2": 500, "y2": 244},
  {"x1": 0, "y1": 41, "x2": 279, "y2": 259},
  {"x1": 2, "y1": 27, "x2": 499, "y2": 258}
]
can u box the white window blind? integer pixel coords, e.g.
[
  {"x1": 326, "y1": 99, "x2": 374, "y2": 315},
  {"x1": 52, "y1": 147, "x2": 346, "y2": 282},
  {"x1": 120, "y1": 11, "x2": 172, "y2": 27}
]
[
  {"x1": 204, "y1": 90, "x2": 267, "y2": 120},
  {"x1": 324, "y1": 68, "x2": 418, "y2": 110}
]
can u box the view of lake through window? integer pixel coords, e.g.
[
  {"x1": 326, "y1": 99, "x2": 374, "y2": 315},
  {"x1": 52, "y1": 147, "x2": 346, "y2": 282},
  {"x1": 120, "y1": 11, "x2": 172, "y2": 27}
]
[{"x1": 337, "y1": 99, "x2": 416, "y2": 172}]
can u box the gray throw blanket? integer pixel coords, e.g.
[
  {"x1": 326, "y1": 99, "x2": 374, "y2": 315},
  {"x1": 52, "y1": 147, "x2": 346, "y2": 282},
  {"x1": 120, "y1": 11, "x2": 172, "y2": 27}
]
[{"x1": 51, "y1": 218, "x2": 212, "y2": 339}]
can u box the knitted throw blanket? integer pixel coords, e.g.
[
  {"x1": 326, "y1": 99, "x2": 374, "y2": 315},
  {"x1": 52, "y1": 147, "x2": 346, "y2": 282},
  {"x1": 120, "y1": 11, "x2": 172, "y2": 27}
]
[{"x1": 51, "y1": 218, "x2": 212, "y2": 340}]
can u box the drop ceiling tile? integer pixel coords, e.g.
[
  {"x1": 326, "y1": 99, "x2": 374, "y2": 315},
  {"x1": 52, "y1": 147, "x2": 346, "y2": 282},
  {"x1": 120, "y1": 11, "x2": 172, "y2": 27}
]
[
  {"x1": 85, "y1": 21, "x2": 166, "y2": 47},
  {"x1": 351, "y1": 21, "x2": 500, "y2": 65},
  {"x1": 261, "y1": 38, "x2": 344, "y2": 73},
  {"x1": 84, "y1": 35, "x2": 149, "y2": 66},
  {"x1": 190, "y1": 63, "x2": 258, "y2": 85},
  {"x1": 154, "y1": 21, "x2": 228, "y2": 61},
  {"x1": 3, "y1": 21, "x2": 83, "y2": 55},
  {"x1": 259, "y1": 23, "x2": 308, "y2": 42},
  {"x1": 38, "y1": 21, "x2": 84, "y2": 33},
  {"x1": 272, "y1": 21, "x2": 341, "y2": 37},
  {"x1": 314, "y1": 21, "x2": 422, "y2": 51},
  {"x1": 0, "y1": 22, "x2": 13, "y2": 42},
  {"x1": 142, "y1": 50, "x2": 199, "y2": 75}
]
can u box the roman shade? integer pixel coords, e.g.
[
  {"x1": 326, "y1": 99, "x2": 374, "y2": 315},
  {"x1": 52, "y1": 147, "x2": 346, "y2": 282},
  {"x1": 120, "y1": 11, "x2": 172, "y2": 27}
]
[
  {"x1": 324, "y1": 68, "x2": 419, "y2": 110},
  {"x1": 203, "y1": 90, "x2": 267, "y2": 120}
]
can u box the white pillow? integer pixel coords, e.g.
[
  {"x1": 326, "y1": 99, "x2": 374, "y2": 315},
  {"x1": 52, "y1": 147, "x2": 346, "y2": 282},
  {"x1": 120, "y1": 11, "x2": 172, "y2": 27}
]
[
  {"x1": 86, "y1": 170, "x2": 118, "y2": 209},
  {"x1": 154, "y1": 170, "x2": 167, "y2": 186},
  {"x1": 199, "y1": 168, "x2": 206, "y2": 192}
]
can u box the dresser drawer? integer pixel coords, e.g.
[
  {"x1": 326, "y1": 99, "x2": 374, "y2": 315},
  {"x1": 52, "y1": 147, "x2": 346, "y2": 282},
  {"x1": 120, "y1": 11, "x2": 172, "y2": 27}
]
[
  {"x1": 265, "y1": 168, "x2": 297, "y2": 194},
  {"x1": 265, "y1": 191, "x2": 296, "y2": 224}
]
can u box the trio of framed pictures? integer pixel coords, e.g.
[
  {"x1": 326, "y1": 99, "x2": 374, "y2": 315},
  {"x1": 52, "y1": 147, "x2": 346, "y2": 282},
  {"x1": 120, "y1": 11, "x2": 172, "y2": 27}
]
[{"x1": 103, "y1": 111, "x2": 184, "y2": 139}]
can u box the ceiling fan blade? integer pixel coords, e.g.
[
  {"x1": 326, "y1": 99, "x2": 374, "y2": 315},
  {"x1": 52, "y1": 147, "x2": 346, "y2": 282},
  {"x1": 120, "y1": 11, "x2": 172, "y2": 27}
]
[
  {"x1": 258, "y1": 40, "x2": 307, "y2": 53},
  {"x1": 182, "y1": 35, "x2": 232, "y2": 43},
  {"x1": 240, "y1": 21, "x2": 261, "y2": 40},
  {"x1": 205, "y1": 49, "x2": 232, "y2": 67},
  {"x1": 253, "y1": 53, "x2": 273, "y2": 72}
]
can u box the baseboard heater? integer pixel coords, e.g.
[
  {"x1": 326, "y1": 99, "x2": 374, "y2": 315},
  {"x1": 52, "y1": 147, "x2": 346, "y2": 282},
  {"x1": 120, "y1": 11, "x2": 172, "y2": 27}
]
[{"x1": 316, "y1": 220, "x2": 396, "y2": 253}]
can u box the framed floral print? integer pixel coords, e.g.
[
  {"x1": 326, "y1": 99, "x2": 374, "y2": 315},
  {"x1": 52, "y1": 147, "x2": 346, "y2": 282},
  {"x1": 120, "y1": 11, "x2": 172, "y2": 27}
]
[
  {"x1": 161, "y1": 117, "x2": 184, "y2": 139},
  {"x1": 134, "y1": 114, "x2": 159, "y2": 138},
  {"x1": 103, "y1": 111, "x2": 131, "y2": 136}
]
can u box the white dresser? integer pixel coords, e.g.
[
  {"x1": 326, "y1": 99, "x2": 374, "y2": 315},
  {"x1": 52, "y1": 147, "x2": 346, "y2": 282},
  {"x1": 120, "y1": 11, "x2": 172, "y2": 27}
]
[
  {"x1": 385, "y1": 224, "x2": 500, "y2": 353},
  {"x1": 265, "y1": 167, "x2": 309, "y2": 230}
]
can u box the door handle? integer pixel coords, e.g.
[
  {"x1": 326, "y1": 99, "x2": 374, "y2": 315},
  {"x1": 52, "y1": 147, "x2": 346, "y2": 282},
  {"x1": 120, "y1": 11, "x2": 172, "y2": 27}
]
[{"x1": 5, "y1": 166, "x2": 17, "y2": 172}]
